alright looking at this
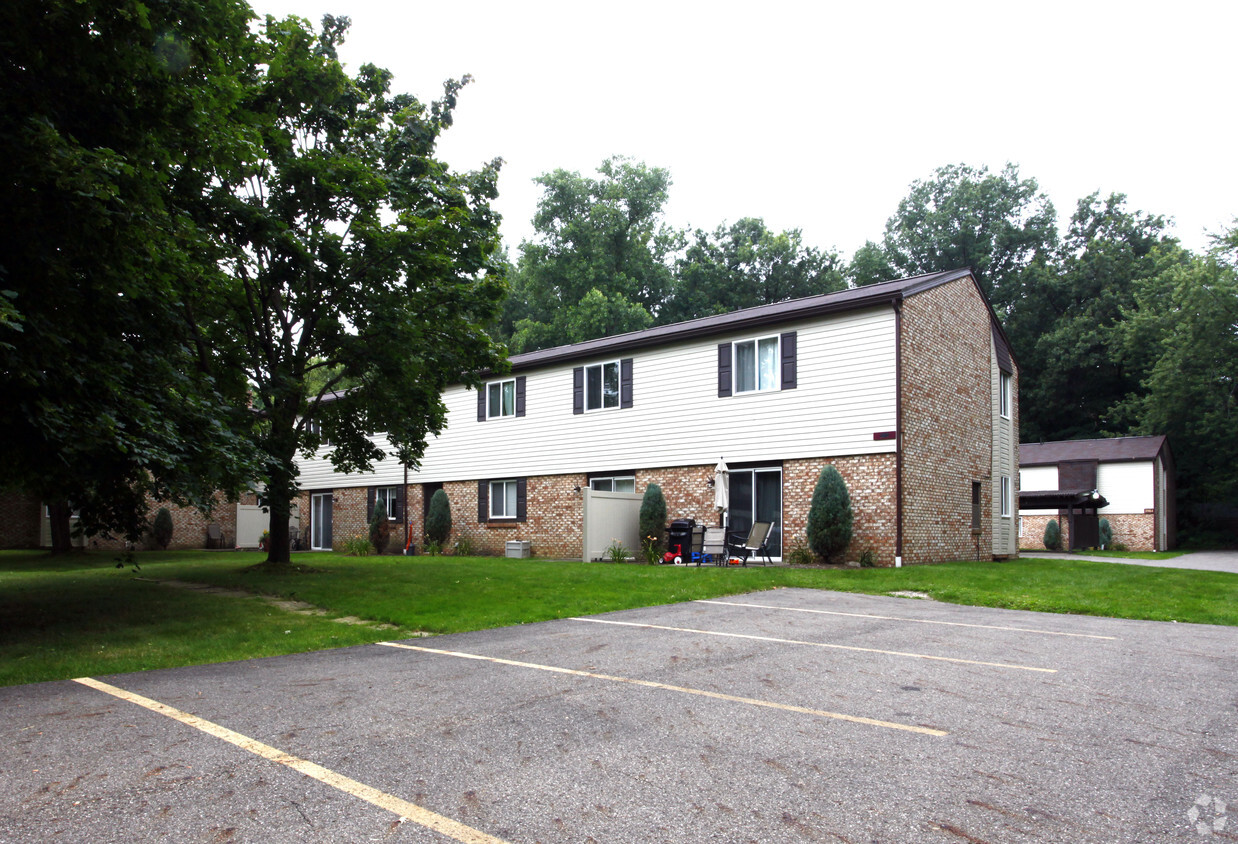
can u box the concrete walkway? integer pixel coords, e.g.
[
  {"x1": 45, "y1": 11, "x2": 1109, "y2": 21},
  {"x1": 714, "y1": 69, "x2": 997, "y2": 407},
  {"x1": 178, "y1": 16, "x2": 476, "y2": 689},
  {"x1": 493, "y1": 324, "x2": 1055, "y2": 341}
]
[{"x1": 1025, "y1": 549, "x2": 1238, "y2": 575}]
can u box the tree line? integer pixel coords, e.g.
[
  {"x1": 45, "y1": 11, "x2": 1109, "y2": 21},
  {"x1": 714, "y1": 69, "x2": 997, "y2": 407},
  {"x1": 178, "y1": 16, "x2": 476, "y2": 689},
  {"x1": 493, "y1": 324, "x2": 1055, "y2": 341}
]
[{"x1": 496, "y1": 159, "x2": 1236, "y2": 542}]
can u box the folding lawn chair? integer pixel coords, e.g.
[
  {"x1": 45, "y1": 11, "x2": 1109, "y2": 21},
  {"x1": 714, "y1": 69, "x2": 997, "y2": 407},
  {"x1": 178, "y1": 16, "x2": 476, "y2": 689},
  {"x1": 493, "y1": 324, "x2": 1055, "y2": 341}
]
[
  {"x1": 726, "y1": 521, "x2": 774, "y2": 566},
  {"x1": 700, "y1": 526, "x2": 727, "y2": 566}
]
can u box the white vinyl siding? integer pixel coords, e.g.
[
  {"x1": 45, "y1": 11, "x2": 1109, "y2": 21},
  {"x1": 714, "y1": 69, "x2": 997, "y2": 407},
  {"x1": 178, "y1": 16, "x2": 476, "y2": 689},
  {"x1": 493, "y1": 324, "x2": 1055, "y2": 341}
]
[
  {"x1": 990, "y1": 341, "x2": 1018, "y2": 554},
  {"x1": 1018, "y1": 465, "x2": 1062, "y2": 515},
  {"x1": 1098, "y1": 462, "x2": 1154, "y2": 514},
  {"x1": 295, "y1": 306, "x2": 898, "y2": 488}
]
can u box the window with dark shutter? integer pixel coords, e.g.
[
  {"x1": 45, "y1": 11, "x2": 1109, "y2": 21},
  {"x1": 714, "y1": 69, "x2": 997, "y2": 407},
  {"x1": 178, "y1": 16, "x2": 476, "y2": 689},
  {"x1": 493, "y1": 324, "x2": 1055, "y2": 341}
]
[
  {"x1": 516, "y1": 478, "x2": 527, "y2": 522},
  {"x1": 717, "y1": 343, "x2": 732, "y2": 397},
  {"x1": 367, "y1": 487, "x2": 376, "y2": 522},
  {"x1": 620, "y1": 359, "x2": 633, "y2": 408},
  {"x1": 477, "y1": 480, "x2": 488, "y2": 523},
  {"x1": 477, "y1": 388, "x2": 486, "y2": 422},
  {"x1": 515, "y1": 376, "x2": 526, "y2": 417},
  {"x1": 573, "y1": 367, "x2": 584, "y2": 414}
]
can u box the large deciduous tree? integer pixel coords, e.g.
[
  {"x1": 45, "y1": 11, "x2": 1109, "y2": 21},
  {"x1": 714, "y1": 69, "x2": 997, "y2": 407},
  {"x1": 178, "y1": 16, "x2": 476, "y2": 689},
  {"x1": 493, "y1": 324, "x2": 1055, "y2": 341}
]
[
  {"x1": 0, "y1": 0, "x2": 258, "y2": 551},
  {"x1": 208, "y1": 15, "x2": 506, "y2": 567},
  {"x1": 503, "y1": 157, "x2": 679, "y2": 352}
]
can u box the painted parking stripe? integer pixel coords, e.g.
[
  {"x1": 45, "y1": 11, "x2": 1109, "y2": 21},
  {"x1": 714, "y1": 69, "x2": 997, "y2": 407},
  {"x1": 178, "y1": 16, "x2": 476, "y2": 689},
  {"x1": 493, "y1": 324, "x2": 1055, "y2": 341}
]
[
  {"x1": 73, "y1": 677, "x2": 510, "y2": 844},
  {"x1": 570, "y1": 617, "x2": 1056, "y2": 673},
  {"x1": 379, "y1": 641, "x2": 948, "y2": 736},
  {"x1": 697, "y1": 599, "x2": 1117, "y2": 640}
]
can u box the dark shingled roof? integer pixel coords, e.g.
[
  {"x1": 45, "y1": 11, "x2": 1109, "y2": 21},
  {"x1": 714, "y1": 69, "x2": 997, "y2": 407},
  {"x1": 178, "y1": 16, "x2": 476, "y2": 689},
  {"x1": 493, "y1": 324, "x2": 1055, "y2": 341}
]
[
  {"x1": 1020, "y1": 435, "x2": 1168, "y2": 467},
  {"x1": 1018, "y1": 488, "x2": 1110, "y2": 510},
  {"x1": 506, "y1": 268, "x2": 1000, "y2": 372}
]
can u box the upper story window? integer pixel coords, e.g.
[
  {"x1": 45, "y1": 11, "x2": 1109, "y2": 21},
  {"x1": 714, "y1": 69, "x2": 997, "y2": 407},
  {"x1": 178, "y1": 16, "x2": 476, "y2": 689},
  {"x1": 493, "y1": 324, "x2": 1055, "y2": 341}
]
[
  {"x1": 305, "y1": 418, "x2": 329, "y2": 446},
  {"x1": 586, "y1": 361, "x2": 620, "y2": 411},
  {"x1": 735, "y1": 336, "x2": 780, "y2": 393},
  {"x1": 999, "y1": 371, "x2": 1012, "y2": 419},
  {"x1": 488, "y1": 378, "x2": 515, "y2": 418}
]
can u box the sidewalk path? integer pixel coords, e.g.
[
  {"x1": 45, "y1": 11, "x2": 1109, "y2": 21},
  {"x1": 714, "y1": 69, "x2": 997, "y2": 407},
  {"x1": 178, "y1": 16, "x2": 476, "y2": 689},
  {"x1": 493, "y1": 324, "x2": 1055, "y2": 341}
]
[{"x1": 1024, "y1": 550, "x2": 1238, "y2": 575}]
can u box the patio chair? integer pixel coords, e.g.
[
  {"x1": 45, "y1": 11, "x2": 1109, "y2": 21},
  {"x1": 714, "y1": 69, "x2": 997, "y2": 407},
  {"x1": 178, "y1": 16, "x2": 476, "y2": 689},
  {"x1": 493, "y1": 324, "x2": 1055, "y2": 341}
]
[
  {"x1": 205, "y1": 523, "x2": 227, "y2": 549},
  {"x1": 700, "y1": 526, "x2": 728, "y2": 566},
  {"x1": 726, "y1": 521, "x2": 774, "y2": 566}
]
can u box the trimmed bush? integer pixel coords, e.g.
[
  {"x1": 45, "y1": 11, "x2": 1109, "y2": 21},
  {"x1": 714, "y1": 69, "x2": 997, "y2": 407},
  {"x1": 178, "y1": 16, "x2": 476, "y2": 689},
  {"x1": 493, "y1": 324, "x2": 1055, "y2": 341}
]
[
  {"x1": 152, "y1": 507, "x2": 174, "y2": 550},
  {"x1": 368, "y1": 507, "x2": 391, "y2": 555},
  {"x1": 426, "y1": 489, "x2": 452, "y2": 546},
  {"x1": 1043, "y1": 518, "x2": 1061, "y2": 551},
  {"x1": 806, "y1": 465, "x2": 853, "y2": 564},
  {"x1": 639, "y1": 483, "x2": 667, "y2": 553},
  {"x1": 1098, "y1": 518, "x2": 1112, "y2": 549}
]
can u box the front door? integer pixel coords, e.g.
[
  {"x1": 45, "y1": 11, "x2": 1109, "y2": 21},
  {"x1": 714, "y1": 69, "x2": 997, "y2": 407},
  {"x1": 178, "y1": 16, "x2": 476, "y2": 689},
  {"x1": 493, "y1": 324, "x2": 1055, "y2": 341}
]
[
  {"x1": 728, "y1": 467, "x2": 782, "y2": 558},
  {"x1": 311, "y1": 492, "x2": 333, "y2": 550}
]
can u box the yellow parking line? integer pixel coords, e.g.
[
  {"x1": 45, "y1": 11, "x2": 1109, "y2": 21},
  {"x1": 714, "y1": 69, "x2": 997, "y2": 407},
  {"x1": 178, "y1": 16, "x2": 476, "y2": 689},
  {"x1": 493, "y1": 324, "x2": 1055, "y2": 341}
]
[
  {"x1": 378, "y1": 641, "x2": 948, "y2": 737},
  {"x1": 73, "y1": 677, "x2": 510, "y2": 844},
  {"x1": 697, "y1": 599, "x2": 1117, "y2": 640},
  {"x1": 570, "y1": 617, "x2": 1056, "y2": 672}
]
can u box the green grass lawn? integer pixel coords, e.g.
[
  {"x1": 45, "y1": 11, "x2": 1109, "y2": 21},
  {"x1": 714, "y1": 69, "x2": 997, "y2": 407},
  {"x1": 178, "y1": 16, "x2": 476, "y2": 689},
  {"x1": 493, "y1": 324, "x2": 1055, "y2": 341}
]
[{"x1": 2, "y1": 549, "x2": 1235, "y2": 688}]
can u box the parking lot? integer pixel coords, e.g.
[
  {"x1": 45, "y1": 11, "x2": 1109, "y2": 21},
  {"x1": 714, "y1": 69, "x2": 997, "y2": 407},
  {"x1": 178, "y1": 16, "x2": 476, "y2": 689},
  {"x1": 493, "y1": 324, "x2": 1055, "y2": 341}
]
[{"x1": 2, "y1": 588, "x2": 1236, "y2": 842}]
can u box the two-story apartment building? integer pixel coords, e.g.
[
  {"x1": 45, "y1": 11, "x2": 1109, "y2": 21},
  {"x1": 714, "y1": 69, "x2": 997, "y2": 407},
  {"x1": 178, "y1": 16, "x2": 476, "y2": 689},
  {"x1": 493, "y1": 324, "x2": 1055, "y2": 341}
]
[{"x1": 294, "y1": 268, "x2": 1019, "y2": 566}]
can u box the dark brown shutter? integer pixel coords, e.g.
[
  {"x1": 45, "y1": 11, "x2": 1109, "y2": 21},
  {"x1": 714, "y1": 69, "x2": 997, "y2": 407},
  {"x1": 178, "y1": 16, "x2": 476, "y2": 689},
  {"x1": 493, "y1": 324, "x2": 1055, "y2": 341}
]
[
  {"x1": 515, "y1": 376, "x2": 526, "y2": 417},
  {"x1": 780, "y1": 331, "x2": 797, "y2": 390},
  {"x1": 477, "y1": 387, "x2": 487, "y2": 422},
  {"x1": 392, "y1": 488, "x2": 404, "y2": 521},
  {"x1": 516, "y1": 478, "x2": 527, "y2": 522},
  {"x1": 620, "y1": 359, "x2": 633, "y2": 408},
  {"x1": 322, "y1": 494, "x2": 333, "y2": 547},
  {"x1": 717, "y1": 343, "x2": 732, "y2": 397},
  {"x1": 366, "y1": 486, "x2": 376, "y2": 521},
  {"x1": 477, "y1": 480, "x2": 488, "y2": 523},
  {"x1": 573, "y1": 367, "x2": 584, "y2": 414}
]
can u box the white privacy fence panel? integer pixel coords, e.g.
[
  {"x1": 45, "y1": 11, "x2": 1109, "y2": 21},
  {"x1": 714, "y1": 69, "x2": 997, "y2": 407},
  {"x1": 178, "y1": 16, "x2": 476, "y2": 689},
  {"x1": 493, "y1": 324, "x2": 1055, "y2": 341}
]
[{"x1": 582, "y1": 490, "x2": 643, "y2": 562}]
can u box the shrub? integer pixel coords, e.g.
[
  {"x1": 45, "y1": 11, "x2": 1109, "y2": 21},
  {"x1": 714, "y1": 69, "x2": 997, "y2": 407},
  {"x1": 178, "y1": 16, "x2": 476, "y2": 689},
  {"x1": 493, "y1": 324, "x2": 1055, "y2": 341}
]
[
  {"x1": 339, "y1": 534, "x2": 373, "y2": 557},
  {"x1": 453, "y1": 535, "x2": 474, "y2": 557},
  {"x1": 152, "y1": 508, "x2": 174, "y2": 550},
  {"x1": 1043, "y1": 519, "x2": 1061, "y2": 551},
  {"x1": 424, "y1": 539, "x2": 441, "y2": 556},
  {"x1": 426, "y1": 489, "x2": 452, "y2": 546},
  {"x1": 858, "y1": 548, "x2": 877, "y2": 567},
  {"x1": 368, "y1": 506, "x2": 391, "y2": 553},
  {"x1": 806, "y1": 465, "x2": 853, "y2": 564},
  {"x1": 639, "y1": 484, "x2": 667, "y2": 553},
  {"x1": 1098, "y1": 518, "x2": 1113, "y2": 549},
  {"x1": 783, "y1": 539, "x2": 814, "y2": 567},
  {"x1": 605, "y1": 538, "x2": 629, "y2": 564}
]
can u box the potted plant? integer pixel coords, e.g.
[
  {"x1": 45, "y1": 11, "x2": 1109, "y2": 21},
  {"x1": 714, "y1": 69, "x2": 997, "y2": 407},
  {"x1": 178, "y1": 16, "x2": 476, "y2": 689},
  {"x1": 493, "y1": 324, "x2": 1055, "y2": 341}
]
[{"x1": 259, "y1": 529, "x2": 270, "y2": 551}]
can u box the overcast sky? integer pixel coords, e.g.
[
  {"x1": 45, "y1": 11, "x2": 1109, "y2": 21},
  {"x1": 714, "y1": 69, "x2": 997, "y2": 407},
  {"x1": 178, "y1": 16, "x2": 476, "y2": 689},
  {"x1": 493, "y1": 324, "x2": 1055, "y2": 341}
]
[{"x1": 254, "y1": 0, "x2": 1235, "y2": 258}]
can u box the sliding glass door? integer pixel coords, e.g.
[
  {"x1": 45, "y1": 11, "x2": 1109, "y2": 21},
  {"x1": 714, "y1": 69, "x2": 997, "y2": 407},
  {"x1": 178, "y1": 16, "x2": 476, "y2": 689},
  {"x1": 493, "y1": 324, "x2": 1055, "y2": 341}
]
[{"x1": 728, "y1": 467, "x2": 782, "y2": 557}]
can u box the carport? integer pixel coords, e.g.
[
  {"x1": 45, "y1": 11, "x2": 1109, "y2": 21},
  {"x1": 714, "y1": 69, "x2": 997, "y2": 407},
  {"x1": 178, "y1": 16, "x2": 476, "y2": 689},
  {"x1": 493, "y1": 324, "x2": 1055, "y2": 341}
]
[{"x1": 1018, "y1": 488, "x2": 1109, "y2": 549}]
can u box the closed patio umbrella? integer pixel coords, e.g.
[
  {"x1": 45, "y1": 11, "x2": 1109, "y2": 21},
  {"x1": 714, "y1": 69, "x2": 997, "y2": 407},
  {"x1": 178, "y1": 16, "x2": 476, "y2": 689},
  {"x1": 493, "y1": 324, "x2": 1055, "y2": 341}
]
[{"x1": 713, "y1": 457, "x2": 729, "y2": 523}]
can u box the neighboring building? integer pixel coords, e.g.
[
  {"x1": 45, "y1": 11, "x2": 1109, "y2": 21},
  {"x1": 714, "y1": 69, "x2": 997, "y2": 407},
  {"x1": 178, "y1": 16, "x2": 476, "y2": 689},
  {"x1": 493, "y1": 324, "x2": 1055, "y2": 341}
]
[
  {"x1": 296, "y1": 268, "x2": 1020, "y2": 566},
  {"x1": 1018, "y1": 435, "x2": 1175, "y2": 552}
]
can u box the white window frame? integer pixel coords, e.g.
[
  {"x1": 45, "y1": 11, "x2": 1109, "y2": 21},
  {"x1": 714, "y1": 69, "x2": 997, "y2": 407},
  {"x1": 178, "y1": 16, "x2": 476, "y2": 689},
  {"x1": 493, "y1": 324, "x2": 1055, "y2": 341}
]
[
  {"x1": 585, "y1": 361, "x2": 621, "y2": 412},
  {"x1": 733, "y1": 335, "x2": 780, "y2": 394},
  {"x1": 487, "y1": 378, "x2": 516, "y2": 419},
  {"x1": 375, "y1": 485, "x2": 399, "y2": 520},
  {"x1": 589, "y1": 475, "x2": 636, "y2": 493},
  {"x1": 1000, "y1": 476, "x2": 1012, "y2": 518},
  {"x1": 999, "y1": 371, "x2": 1012, "y2": 420},
  {"x1": 489, "y1": 479, "x2": 518, "y2": 520}
]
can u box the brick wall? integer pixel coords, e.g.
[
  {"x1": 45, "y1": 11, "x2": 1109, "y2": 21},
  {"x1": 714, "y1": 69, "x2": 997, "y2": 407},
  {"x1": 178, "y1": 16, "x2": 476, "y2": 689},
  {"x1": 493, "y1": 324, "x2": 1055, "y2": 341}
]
[
  {"x1": 1020, "y1": 512, "x2": 1155, "y2": 552},
  {"x1": 900, "y1": 277, "x2": 997, "y2": 565},
  {"x1": 0, "y1": 489, "x2": 41, "y2": 548}
]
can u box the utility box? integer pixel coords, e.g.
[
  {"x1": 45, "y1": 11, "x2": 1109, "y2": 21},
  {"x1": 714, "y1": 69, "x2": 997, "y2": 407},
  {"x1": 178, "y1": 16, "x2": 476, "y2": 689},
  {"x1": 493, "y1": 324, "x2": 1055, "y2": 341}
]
[{"x1": 505, "y1": 540, "x2": 531, "y2": 559}]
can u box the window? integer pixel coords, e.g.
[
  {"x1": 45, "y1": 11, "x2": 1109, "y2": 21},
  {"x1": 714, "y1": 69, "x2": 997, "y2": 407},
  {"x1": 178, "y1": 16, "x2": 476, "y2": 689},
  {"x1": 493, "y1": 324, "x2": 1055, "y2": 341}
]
[
  {"x1": 488, "y1": 379, "x2": 516, "y2": 418},
  {"x1": 375, "y1": 486, "x2": 399, "y2": 520},
  {"x1": 590, "y1": 475, "x2": 635, "y2": 493},
  {"x1": 999, "y1": 371, "x2": 1012, "y2": 419},
  {"x1": 1000, "y1": 476, "x2": 1012, "y2": 518},
  {"x1": 490, "y1": 480, "x2": 519, "y2": 519},
  {"x1": 305, "y1": 418, "x2": 328, "y2": 445},
  {"x1": 586, "y1": 361, "x2": 620, "y2": 411},
  {"x1": 734, "y1": 336, "x2": 779, "y2": 393}
]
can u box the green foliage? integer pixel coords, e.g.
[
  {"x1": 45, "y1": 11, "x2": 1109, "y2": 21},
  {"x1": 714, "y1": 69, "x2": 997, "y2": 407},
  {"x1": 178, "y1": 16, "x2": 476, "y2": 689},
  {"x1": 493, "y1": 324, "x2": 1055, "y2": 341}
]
[
  {"x1": 639, "y1": 484, "x2": 667, "y2": 553},
  {"x1": 452, "y1": 535, "x2": 474, "y2": 557},
  {"x1": 368, "y1": 507, "x2": 391, "y2": 556},
  {"x1": 605, "y1": 539, "x2": 629, "y2": 564},
  {"x1": 783, "y1": 540, "x2": 815, "y2": 567},
  {"x1": 1098, "y1": 519, "x2": 1113, "y2": 549},
  {"x1": 423, "y1": 540, "x2": 442, "y2": 556},
  {"x1": 152, "y1": 508, "x2": 175, "y2": 551},
  {"x1": 339, "y1": 535, "x2": 374, "y2": 557},
  {"x1": 640, "y1": 534, "x2": 661, "y2": 565},
  {"x1": 1043, "y1": 519, "x2": 1062, "y2": 551},
  {"x1": 806, "y1": 465, "x2": 853, "y2": 564},
  {"x1": 426, "y1": 489, "x2": 453, "y2": 546},
  {"x1": 858, "y1": 548, "x2": 877, "y2": 568}
]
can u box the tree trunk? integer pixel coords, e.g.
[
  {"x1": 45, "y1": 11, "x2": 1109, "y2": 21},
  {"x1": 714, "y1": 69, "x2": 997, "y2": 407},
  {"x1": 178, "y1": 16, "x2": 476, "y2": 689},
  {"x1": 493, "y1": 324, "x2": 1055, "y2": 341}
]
[
  {"x1": 48, "y1": 501, "x2": 74, "y2": 555},
  {"x1": 265, "y1": 486, "x2": 292, "y2": 566}
]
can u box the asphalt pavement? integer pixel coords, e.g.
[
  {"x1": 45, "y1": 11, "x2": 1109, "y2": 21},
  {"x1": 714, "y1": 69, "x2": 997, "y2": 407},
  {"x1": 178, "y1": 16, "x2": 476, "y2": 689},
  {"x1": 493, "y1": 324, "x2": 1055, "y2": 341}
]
[
  {"x1": 2, "y1": 588, "x2": 1235, "y2": 843},
  {"x1": 1025, "y1": 549, "x2": 1238, "y2": 575}
]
